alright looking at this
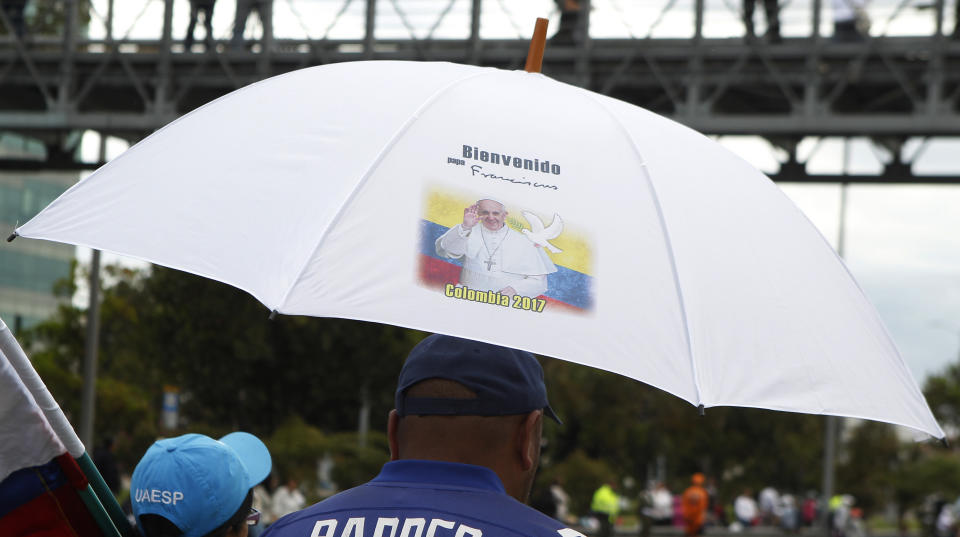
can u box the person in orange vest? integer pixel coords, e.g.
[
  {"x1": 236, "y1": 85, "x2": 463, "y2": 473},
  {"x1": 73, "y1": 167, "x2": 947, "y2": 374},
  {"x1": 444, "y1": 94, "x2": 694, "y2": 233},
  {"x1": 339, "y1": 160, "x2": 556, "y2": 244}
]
[{"x1": 681, "y1": 473, "x2": 709, "y2": 537}]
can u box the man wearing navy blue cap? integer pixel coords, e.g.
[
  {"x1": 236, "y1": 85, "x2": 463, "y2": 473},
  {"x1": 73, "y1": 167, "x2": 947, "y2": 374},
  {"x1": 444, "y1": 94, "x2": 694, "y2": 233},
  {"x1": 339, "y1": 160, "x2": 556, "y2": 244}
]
[
  {"x1": 264, "y1": 334, "x2": 584, "y2": 537},
  {"x1": 131, "y1": 432, "x2": 273, "y2": 537}
]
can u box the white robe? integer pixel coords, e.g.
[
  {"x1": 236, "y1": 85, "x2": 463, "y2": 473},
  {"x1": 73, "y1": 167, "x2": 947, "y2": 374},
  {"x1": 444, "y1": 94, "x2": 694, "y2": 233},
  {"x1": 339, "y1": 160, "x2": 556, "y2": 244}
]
[{"x1": 435, "y1": 223, "x2": 557, "y2": 298}]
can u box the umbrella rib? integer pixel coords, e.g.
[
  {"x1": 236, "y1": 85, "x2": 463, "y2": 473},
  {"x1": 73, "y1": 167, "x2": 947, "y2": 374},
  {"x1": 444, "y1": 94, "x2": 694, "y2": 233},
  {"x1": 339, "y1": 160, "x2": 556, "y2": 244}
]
[
  {"x1": 273, "y1": 68, "x2": 498, "y2": 313},
  {"x1": 581, "y1": 92, "x2": 704, "y2": 409}
]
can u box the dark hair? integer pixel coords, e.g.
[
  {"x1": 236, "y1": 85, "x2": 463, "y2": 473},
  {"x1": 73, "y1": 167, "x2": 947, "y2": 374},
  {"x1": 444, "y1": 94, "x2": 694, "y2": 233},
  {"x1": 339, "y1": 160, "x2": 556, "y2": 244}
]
[{"x1": 138, "y1": 490, "x2": 253, "y2": 537}]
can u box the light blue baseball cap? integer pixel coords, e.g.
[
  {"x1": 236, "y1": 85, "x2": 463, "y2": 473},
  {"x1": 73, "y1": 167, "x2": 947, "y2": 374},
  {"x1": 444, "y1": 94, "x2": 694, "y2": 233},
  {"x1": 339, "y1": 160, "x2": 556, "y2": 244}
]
[{"x1": 130, "y1": 432, "x2": 272, "y2": 537}]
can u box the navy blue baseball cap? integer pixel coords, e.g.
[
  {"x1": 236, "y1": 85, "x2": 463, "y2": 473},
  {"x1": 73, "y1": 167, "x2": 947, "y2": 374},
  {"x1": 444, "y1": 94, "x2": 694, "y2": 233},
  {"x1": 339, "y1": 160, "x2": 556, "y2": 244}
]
[
  {"x1": 396, "y1": 334, "x2": 561, "y2": 423},
  {"x1": 130, "y1": 432, "x2": 272, "y2": 537}
]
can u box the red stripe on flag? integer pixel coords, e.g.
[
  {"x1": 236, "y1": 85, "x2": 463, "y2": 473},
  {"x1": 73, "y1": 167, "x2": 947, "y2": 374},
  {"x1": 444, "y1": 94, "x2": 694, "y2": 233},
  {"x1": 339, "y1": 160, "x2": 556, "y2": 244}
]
[
  {"x1": 0, "y1": 480, "x2": 103, "y2": 537},
  {"x1": 55, "y1": 454, "x2": 88, "y2": 490}
]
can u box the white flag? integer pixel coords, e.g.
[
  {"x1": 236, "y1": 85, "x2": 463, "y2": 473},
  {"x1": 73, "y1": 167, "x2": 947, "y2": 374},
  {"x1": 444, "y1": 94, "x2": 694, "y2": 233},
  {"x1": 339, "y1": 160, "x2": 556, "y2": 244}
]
[{"x1": 0, "y1": 344, "x2": 66, "y2": 482}]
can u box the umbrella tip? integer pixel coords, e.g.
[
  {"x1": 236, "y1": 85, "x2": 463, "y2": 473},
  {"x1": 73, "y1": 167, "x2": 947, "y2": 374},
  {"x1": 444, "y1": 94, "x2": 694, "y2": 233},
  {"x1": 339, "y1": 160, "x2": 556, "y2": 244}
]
[
  {"x1": 524, "y1": 17, "x2": 549, "y2": 73},
  {"x1": 698, "y1": 404, "x2": 705, "y2": 417},
  {"x1": 941, "y1": 437, "x2": 951, "y2": 448},
  {"x1": 6, "y1": 231, "x2": 17, "y2": 243},
  {"x1": 268, "y1": 310, "x2": 278, "y2": 321}
]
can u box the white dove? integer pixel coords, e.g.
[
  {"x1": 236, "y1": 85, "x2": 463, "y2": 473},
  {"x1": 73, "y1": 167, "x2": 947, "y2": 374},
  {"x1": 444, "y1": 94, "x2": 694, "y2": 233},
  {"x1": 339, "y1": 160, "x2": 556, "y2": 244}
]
[{"x1": 521, "y1": 211, "x2": 564, "y2": 254}]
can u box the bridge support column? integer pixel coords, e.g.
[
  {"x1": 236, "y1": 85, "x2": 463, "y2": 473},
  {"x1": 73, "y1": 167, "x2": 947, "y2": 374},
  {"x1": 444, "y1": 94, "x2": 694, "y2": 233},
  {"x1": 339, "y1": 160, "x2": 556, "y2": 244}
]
[
  {"x1": 57, "y1": 0, "x2": 78, "y2": 114},
  {"x1": 469, "y1": 0, "x2": 482, "y2": 65},
  {"x1": 153, "y1": 0, "x2": 175, "y2": 122}
]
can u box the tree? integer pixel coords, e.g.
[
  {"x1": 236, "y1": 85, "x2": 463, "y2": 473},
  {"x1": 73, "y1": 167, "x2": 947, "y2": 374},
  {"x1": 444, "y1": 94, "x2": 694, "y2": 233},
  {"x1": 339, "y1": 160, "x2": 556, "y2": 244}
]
[
  {"x1": 836, "y1": 420, "x2": 901, "y2": 514},
  {"x1": 893, "y1": 451, "x2": 960, "y2": 518},
  {"x1": 23, "y1": 258, "x2": 927, "y2": 514},
  {"x1": 540, "y1": 356, "x2": 825, "y2": 509},
  {"x1": 924, "y1": 362, "x2": 960, "y2": 443},
  {"x1": 0, "y1": 1, "x2": 92, "y2": 37},
  {"x1": 23, "y1": 264, "x2": 420, "y2": 472},
  {"x1": 132, "y1": 266, "x2": 420, "y2": 435}
]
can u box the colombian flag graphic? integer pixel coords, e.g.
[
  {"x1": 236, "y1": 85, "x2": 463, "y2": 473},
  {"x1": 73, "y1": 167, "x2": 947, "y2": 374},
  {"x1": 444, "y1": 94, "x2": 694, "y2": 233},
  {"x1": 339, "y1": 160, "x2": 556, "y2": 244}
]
[{"x1": 418, "y1": 189, "x2": 594, "y2": 313}]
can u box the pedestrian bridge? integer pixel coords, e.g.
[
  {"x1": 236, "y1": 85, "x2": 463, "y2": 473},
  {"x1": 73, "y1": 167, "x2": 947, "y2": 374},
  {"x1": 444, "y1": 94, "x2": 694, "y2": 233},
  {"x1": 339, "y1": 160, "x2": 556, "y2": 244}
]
[{"x1": 1, "y1": 0, "x2": 958, "y2": 182}]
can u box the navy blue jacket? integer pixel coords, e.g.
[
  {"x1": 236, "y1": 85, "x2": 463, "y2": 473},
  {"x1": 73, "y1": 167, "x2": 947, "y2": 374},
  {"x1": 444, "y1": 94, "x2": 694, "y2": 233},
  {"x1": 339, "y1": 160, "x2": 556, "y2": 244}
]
[{"x1": 263, "y1": 460, "x2": 584, "y2": 537}]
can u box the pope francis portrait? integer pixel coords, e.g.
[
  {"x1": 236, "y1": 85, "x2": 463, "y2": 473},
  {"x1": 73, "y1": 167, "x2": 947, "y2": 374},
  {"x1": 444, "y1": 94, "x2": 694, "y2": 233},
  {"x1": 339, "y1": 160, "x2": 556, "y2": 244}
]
[{"x1": 435, "y1": 198, "x2": 558, "y2": 298}]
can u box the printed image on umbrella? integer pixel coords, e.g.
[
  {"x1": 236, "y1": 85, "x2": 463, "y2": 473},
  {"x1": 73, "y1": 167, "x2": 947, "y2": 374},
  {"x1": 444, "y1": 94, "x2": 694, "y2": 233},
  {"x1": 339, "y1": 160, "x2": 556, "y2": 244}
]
[
  {"x1": 9, "y1": 30, "x2": 943, "y2": 439},
  {"x1": 419, "y1": 188, "x2": 594, "y2": 314}
]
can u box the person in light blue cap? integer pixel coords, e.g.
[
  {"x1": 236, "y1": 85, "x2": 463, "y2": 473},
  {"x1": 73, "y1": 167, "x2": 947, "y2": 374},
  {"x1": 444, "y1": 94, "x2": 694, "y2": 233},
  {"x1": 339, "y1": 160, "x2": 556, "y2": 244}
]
[{"x1": 131, "y1": 432, "x2": 272, "y2": 537}]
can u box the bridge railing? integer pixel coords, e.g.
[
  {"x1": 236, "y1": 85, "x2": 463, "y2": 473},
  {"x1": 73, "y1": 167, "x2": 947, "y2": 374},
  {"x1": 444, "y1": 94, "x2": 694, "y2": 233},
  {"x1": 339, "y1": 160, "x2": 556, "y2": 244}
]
[{"x1": 1, "y1": 0, "x2": 956, "y2": 54}]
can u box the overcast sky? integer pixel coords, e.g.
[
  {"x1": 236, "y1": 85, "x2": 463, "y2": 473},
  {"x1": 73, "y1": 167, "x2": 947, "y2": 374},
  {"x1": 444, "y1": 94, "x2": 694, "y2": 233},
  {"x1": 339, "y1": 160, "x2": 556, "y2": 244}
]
[{"x1": 76, "y1": 0, "x2": 960, "y2": 384}]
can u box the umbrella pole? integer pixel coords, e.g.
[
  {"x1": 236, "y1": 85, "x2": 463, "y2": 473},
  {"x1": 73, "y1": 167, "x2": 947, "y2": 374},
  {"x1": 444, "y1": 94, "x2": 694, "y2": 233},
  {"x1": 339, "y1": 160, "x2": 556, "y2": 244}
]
[{"x1": 524, "y1": 18, "x2": 549, "y2": 73}]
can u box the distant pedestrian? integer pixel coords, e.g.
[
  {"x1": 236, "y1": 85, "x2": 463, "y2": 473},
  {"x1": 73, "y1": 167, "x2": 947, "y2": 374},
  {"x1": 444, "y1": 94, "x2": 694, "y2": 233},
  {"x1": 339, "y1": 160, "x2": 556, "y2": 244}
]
[
  {"x1": 780, "y1": 494, "x2": 799, "y2": 533},
  {"x1": 641, "y1": 481, "x2": 674, "y2": 537},
  {"x1": 832, "y1": 0, "x2": 868, "y2": 42},
  {"x1": 802, "y1": 492, "x2": 818, "y2": 526},
  {"x1": 706, "y1": 477, "x2": 722, "y2": 526},
  {"x1": 551, "y1": 0, "x2": 582, "y2": 44},
  {"x1": 743, "y1": 0, "x2": 781, "y2": 42},
  {"x1": 231, "y1": 0, "x2": 273, "y2": 50},
  {"x1": 759, "y1": 486, "x2": 780, "y2": 524},
  {"x1": 734, "y1": 489, "x2": 758, "y2": 527},
  {"x1": 185, "y1": 0, "x2": 217, "y2": 50},
  {"x1": 591, "y1": 481, "x2": 620, "y2": 537},
  {"x1": 250, "y1": 481, "x2": 273, "y2": 537},
  {"x1": 829, "y1": 494, "x2": 853, "y2": 537},
  {"x1": 271, "y1": 477, "x2": 306, "y2": 519},
  {"x1": 681, "y1": 473, "x2": 709, "y2": 537},
  {"x1": 650, "y1": 482, "x2": 674, "y2": 525},
  {"x1": 550, "y1": 477, "x2": 571, "y2": 522},
  {"x1": 953, "y1": 3, "x2": 959, "y2": 39}
]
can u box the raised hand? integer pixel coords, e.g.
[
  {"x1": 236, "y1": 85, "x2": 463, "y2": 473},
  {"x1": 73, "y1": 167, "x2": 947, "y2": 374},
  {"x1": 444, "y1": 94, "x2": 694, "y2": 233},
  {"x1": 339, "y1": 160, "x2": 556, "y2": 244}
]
[{"x1": 463, "y1": 204, "x2": 479, "y2": 229}]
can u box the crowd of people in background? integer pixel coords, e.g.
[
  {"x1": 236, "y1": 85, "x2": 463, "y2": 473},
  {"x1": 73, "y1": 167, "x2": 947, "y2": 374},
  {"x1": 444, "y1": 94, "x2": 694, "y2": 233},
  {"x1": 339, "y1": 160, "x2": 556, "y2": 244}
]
[
  {"x1": 106, "y1": 447, "x2": 960, "y2": 537},
  {"x1": 80, "y1": 333, "x2": 958, "y2": 537},
  {"x1": 110, "y1": 446, "x2": 960, "y2": 537},
  {"x1": 532, "y1": 475, "x2": 891, "y2": 537}
]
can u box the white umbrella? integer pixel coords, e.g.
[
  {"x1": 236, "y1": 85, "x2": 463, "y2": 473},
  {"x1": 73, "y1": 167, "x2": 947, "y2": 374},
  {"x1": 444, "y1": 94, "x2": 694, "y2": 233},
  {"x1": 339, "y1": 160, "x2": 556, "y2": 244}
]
[{"x1": 12, "y1": 57, "x2": 943, "y2": 439}]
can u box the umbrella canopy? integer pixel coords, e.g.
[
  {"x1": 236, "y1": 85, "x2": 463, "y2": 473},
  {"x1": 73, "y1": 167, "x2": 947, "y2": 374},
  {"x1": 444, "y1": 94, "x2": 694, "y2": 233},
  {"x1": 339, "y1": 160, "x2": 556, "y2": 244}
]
[{"x1": 15, "y1": 60, "x2": 943, "y2": 439}]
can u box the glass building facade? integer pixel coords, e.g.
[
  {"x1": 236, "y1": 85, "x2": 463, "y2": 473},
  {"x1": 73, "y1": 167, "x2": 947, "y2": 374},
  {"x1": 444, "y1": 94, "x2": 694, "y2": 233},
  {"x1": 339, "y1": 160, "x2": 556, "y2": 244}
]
[{"x1": 0, "y1": 138, "x2": 78, "y2": 330}]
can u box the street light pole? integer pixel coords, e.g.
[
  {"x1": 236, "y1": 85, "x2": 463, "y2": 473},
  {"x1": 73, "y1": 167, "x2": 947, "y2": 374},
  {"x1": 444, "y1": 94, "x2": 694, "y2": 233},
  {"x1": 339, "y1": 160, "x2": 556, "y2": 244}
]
[
  {"x1": 79, "y1": 134, "x2": 106, "y2": 450},
  {"x1": 823, "y1": 142, "x2": 852, "y2": 531},
  {"x1": 80, "y1": 248, "x2": 102, "y2": 449}
]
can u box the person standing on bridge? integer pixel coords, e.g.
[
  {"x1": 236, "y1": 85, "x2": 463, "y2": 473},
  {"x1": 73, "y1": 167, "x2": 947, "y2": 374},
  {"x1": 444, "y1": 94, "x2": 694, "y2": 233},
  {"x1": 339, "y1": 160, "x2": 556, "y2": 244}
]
[
  {"x1": 832, "y1": 0, "x2": 868, "y2": 42},
  {"x1": 231, "y1": 0, "x2": 273, "y2": 51},
  {"x1": 552, "y1": 0, "x2": 583, "y2": 44},
  {"x1": 743, "y1": 0, "x2": 781, "y2": 43},
  {"x1": 185, "y1": 0, "x2": 217, "y2": 51},
  {"x1": 954, "y1": 2, "x2": 960, "y2": 39}
]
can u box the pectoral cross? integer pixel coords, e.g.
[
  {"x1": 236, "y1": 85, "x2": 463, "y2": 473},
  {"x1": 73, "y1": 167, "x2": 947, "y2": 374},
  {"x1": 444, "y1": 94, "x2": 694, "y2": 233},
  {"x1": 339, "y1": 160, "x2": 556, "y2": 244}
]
[{"x1": 485, "y1": 258, "x2": 496, "y2": 271}]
